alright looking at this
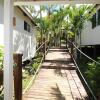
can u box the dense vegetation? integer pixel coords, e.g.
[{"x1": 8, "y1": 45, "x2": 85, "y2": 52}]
[
  {"x1": 77, "y1": 56, "x2": 100, "y2": 98},
  {"x1": 26, "y1": 5, "x2": 94, "y2": 44}
]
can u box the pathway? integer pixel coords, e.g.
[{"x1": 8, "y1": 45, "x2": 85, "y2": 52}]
[{"x1": 23, "y1": 46, "x2": 88, "y2": 100}]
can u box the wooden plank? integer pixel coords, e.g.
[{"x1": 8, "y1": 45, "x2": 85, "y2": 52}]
[
  {"x1": 23, "y1": 69, "x2": 74, "y2": 100},
  {"x1": 70, "y1": 70, "x2": 88, "y2": 99},
  {"x1": 65, "y1": 70, "x2": 82, "y2": 99}
]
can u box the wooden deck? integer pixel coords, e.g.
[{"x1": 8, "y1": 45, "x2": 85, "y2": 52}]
[{"x1": 23, "y1": 47, "x2": 88, "y2": 100}]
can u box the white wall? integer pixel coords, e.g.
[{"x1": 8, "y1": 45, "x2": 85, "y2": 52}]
[
  {"x1": 0, "y1": 0, "x2": 4, "y2": 45},
  {"x1": 13, "y1": 7, "x2": 36, "y2": 60},
  {"x1": 0, "y1": 1, "x2": 36, "y2": 61},
  {"x1": 77, "y1": 21, "x2": 100, "y2": 46}
]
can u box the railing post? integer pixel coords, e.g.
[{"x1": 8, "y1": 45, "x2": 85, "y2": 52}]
[
  {"x1": 66, "y1": 34, "x2": 67, "y2": 48},
  {"x1": 43, "y1": 38, "x2": 46, "y2": 60},
  {"x1": 49, "y1": 34, "x2": 51, "y2": 48},
  {"x1": 13, "y1": 53, "x2": 23, "y2": 100},
  {"x1": 70, "y1": 38, "x2": 73, "y2": 55},
  {"x1": 71, "y1": 43, "x2": 73, "y2": 55}
]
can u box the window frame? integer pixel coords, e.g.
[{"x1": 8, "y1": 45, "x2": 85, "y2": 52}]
[{"x1": 24, "y1": 21, "x2": 31, "y2": 32}]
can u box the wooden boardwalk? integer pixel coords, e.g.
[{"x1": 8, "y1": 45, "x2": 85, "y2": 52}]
[{"x1": 23, "y1": 47, "x2": 88, "y2": 100}]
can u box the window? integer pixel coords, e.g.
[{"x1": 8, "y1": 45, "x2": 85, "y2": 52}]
[
  {"x1": 27, "y1": 24, "x2": 30, "y2": 32},
  {"x1": 24, "y1": 21, "x2": 31, "y2": 32},
  {"x1": 98, "y1": 9, "x2": 100, "y2": 25},
  {"x1": 92, "y1": 14, "x2": 96, "y2": 28},
  {"x1": 24, "y1": 21, "x2": 27, "y2": 31}
]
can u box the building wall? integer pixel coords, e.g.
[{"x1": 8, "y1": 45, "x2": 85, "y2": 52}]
[
  {"x1": 80, "y1": 21, "x2": 100, "y2": 46},
  {"x1": 0, "y1": 0, "x2": 4, "y2": 45},
  {"x1": 76, "y1": 13, "x2": 100, "y2": 46},
  {"x1": 0, "y1": 0, "x2": 36, "y2": 61}
]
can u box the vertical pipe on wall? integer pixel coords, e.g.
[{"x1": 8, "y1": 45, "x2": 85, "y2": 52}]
[{"x1": 4, "y1": 0, "x2": 13, "y2": 100}]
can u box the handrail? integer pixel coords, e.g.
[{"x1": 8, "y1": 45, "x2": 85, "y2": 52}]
[
  {"x1": 67, "y1": 39, "x2": 97, "y2": 100},
  {"x1": 23, "y1": 40, "x2": 48, "y2": 94},
  {"x1": 68, "y1": 40, "x2": 100, "y2": 65},
  {"x1": 35, "y1": 40, "x2": 48, "y2": 53},
  {"x1": 23, "y1": 38, "x2": 51, "y2": 92},
  {"x1": 23, "y1": 54, "x2": 44, "y2": 94},
  {"x1": 36, "y1": 42, "x2": 45, "y2": 53},
  {"x1": 72, "y1": 55, "x2": 97, "y2": 100}
]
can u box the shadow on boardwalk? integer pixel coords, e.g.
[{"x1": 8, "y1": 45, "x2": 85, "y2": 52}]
[
  {"x1": 23, "y1": 46, "x2": 89, "y2": 100},
  {"x1": 51, "y1": 84, "x2": 66, "y2": 100}
]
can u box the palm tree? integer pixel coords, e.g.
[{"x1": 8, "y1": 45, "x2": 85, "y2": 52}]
[
  {"x1": 49, "y1": 6, "x2": 67, "y2": 46},
  {"x1": 64, "y1": 5, "x2": 95, "y2": 58},
  {"x1": 66, "y1": 5, "x2": 94, "y2": 39}
]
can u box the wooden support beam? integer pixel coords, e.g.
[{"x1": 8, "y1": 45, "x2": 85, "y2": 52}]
[
  {"x1": 14, "y1": 0, "x2": 100, "y2": 5},
  {"x1": 43, "y1": 38, "x2": 46, "y2": 60},
  {"x1": 13, "y1": 54, "x2": 23, "y2": 100},
  {"x1": 4, "y1": 0, "x2": 13, "y2": 100}
]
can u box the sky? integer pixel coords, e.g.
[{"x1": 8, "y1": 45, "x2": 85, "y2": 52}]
[{"x1": 34, "y1": 5, "x2": 47, "y2": 17}]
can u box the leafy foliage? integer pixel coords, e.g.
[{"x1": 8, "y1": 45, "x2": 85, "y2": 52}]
[
  {"x1": 23, "y1": 51, "x2": 43, "y2": 90},
  {"x1": 85, "y1": 58, "x2": 100, "y2": 95},
  {"x1": 64, "y1": 5, "x2": 95, "y2": 37},
  {"x1": 0, "y1": 46, "x2": 4, "y2": 70},
  {"x1": 26, "y1": 5, "x2": 94, "y2": 44},
  {"x1": 77, "y1": 56, "x2": 100, "y2": 97}
]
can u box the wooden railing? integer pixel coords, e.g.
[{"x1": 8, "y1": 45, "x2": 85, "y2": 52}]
[{"x1": 0, "y1": 38, "x2": 50, "y2": 100}]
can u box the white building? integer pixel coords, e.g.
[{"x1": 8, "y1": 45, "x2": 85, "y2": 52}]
[
  {"x1": 0, "y1": 0, "x2": 37, "y2": 61},
  {"x1": 76, "y1": 5, "x2": 100, "y2": 57},
  {"x1": 77, "y1": 5, "x2": 100, "y2": 46}
]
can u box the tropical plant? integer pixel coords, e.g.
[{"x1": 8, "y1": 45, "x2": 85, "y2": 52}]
[
  {"x1": 65, "y1": 5, "x2": 95, "y2": 37},
  {"x1": 0, "y1": 46, "x2": 4, "y2": 70},
  {"x1": 26, "y1": 5, "x2": 94, "y2": 45}
]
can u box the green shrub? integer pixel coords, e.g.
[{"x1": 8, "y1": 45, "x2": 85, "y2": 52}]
[
  {"x1": 85, "y1": 58, "x2": 100, "y2": 95},
  {"x1": 0, "y1": 46, "x2": 4, "y2": 70},
  {"x1": 77, "y1": 56, "x2": 100, "y2": 96}
]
